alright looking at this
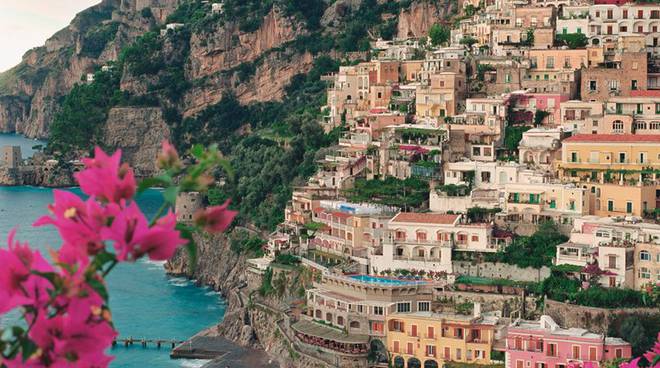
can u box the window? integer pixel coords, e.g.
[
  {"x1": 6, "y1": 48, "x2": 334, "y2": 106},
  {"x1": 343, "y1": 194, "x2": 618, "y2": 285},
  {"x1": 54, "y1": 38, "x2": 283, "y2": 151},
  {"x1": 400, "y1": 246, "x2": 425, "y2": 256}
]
[
  {"x1": 427, "y1": 326, "x2": 435, "y2": 339},
  {"x1": 613, "y1": 120, "x2": 624, "y2": 132},
  {"x1": 639, "y1": 267, "x2": 651, "y2": 279},
  {"x1": 411, "y1": 324, "x2": 418, "y2": 337},
  {"x1": 546, "y1": 56, "x2": 554, "y2": 69},
  {"x1": 391, "y1": 319, "x2": 404, "y2": 332},
  {"x1": 618, "y1": 152, "x2": 626, "y2": 163},
  {"x1": 616, "y1": 349, "x2": 623, "y2": 358},
  {"x1": 396, "y1": 302, "x2": 411, "y2": 313},
  {"x1": 573, "y1": 345, "x2": 581, "y2": 359},
  {"x1": 418, "y1": 301, "x2": 430, "y2": 312},
  {"x1": 589, "y1": 347, "x2": 598, "y2": 361},
  {"x1": 608, "y1": 200, "x2": 614, "y2": 212},
  {"x1": 609, "y1": 80, "x2": 619, "y2": 91},
  {"x1": 393, "y1": 341, "x2": 400, "y2": 353},
  {"x1": 547, "y1": 343, "x2": 558, "y2": 357},
  {"x1": 640, "y1": 251, "x2": 651, "y2": 261},
  {"x1": 589, "y1": 80, "x2": 597, "y2": 92},
  {"x1": 407, "y1": 342, "x2": 414, "y2": 354},
  {"x1": 608, "y1": 255, "x2": 617, "y2": 269},
  {"x1": 632, "y1": 80, "x2": 638, "y2": 91},
  {"x1": 626, "y1": 201, "x2": 633, "y2": 214},
  {"x1": 623, "y1": 9, "x2": 628, "y2": 18},
  {"x1": 607, "y1": 9, "x2": 613, "y2": 19},
  {"x1": 373, "y1": 306, "x2": 384, "y2": 315},
  {"x1": 638, "y1": 9, "x2": 644, "y2": 18},
  {"x1": 571, "y1": 152, "x2": 578, "y2": 162},
  {"x1": 426, "y1": 345, "x2": 436, "y2": 357},
  {"x1": 550, "y1": 199, "x2": 556, "y2": 209},
  {"x1": 505, "y1": 73, "x2": 512, "y2": 83}
]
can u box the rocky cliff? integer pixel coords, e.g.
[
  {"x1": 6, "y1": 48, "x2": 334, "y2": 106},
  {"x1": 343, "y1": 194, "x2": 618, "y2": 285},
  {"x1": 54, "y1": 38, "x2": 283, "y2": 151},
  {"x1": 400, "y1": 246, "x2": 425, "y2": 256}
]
[
  {"x1": 397, "y1": 0, "x2": 458, "y2": 39},
  {"x1": 0, "y1": 0, "x2": 176, "y2": 139},
  {"x1": 102, "y1": 107, "x2": 170, "y2": 176}
]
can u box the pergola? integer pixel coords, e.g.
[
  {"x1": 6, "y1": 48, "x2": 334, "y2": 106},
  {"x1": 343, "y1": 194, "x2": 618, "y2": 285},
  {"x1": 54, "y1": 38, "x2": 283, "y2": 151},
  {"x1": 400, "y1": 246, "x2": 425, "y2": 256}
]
[{"x1": 292, "y1": 320, "x2": 369, "y2": 355}]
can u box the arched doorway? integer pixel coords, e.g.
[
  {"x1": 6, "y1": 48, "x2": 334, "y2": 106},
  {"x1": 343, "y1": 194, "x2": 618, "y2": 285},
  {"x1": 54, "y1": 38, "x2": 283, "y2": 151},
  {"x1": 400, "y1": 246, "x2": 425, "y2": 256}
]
[
  {"x1": 424, "y1": 360, "x2": 439, "y2": 368},
  {"x1": 408, "y1": 357, "x2": 422, "y2": 368},
  {"x1": 393, "y1": 356, "x2": 405, "y2": 368}
]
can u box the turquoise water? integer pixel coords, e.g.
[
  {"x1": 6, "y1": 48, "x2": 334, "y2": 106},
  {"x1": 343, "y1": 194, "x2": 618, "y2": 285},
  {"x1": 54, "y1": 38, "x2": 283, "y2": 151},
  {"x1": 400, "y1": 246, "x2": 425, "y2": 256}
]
[
  {"x1": 0, "y1": 137, "x2": 226, "y2": 367},
  {"x1": 349, "y1": 275, "x2": 428, "y2": 285},
  {"x1": 0, "y1": 133, "x2": 46, "y2": 157}
]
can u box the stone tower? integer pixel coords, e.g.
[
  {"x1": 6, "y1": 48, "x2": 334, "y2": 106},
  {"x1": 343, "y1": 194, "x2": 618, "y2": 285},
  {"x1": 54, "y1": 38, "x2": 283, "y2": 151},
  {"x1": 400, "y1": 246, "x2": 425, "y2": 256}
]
[{"x1": 175, "y1": 191, "x2": 204, "y2": 223}]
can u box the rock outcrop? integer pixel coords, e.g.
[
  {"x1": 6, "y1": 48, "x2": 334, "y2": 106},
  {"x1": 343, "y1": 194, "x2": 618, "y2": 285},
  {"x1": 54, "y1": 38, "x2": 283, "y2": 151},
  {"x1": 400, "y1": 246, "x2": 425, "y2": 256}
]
[
  {"x1": 397, "y1": 0, "x2": 457, "y2": 39},
  {"x1": 0, "y1": 0, "x2": 175, "y2": 139},
  {"x1": 102, "y1": 107, "x2": 170, "y2": 176}
]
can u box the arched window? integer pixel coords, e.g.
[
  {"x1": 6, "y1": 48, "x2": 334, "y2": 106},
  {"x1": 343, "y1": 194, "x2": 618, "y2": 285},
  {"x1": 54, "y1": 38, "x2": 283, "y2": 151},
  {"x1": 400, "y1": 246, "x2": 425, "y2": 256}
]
[
  {"x1": 315, "y1": 310, "x2": 322, "y2": 319},
  {"x1": 325, "y1": 312, "x2": 333, "y2": 322},
  {"x1": 395, "y1": 230, "x2": 406, "y2": 241},
  {"x1": 640, "y1": 250, "x2": 651, "y2": 261},
  {"x1": 337, "y1": 316, "x2": 344, "y2": 326},
  {"x1": 416, "y1": 230, "x2": 427, "y2": 242}
]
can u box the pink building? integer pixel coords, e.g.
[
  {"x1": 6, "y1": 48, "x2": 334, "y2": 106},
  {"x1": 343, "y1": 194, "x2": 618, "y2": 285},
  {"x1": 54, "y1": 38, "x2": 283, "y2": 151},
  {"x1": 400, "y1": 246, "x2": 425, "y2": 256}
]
[
  {"x1": 508, "y1": 93, "x2": 568, "y2": 127},
  {"x1": 506, "y1": 316, "x2": 632, "y2": 368}
]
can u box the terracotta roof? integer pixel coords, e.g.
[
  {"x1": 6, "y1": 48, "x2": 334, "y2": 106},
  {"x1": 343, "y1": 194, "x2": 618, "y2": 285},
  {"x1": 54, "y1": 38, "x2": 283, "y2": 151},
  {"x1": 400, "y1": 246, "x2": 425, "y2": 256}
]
[
  {"x1": 391, "y1": 212, "x2": 460, "y2": 225},
  {"x1": 564, "y1": 134, "x2": 660, "y2": 143}
]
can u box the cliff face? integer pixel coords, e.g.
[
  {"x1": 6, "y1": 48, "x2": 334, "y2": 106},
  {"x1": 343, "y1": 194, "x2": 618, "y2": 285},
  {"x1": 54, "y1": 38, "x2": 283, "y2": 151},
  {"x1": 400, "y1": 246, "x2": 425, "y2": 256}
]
[
  {"x1": 0, "y1": 0, "x2": 176, "y2": 139},
  {"x1": 397, "y1": 0, "x2": 457, "y2": 39},
  {"x1": 102, "y1": 107, "x2": 170, "y2": 176}
]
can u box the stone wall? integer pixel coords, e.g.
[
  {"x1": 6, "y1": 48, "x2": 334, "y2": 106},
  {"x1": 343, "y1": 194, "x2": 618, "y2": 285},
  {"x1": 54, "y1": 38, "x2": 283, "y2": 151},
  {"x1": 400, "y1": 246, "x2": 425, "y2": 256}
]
[
  {"x1": 544, "y1": 299, "x2": 660, "y2": 334},
  {"x1": 453, "y1": 261, "x2": 551, "y2": 282},
  {"x1": 440, "y1": 290, "x2": 538, "y2": 319}
]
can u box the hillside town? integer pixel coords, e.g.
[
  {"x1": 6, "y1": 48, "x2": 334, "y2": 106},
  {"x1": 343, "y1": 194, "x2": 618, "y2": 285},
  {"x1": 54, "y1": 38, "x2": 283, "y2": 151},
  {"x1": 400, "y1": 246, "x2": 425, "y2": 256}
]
[{"x1": 208, "y1": 0, "x2": 660, "y2": 366}]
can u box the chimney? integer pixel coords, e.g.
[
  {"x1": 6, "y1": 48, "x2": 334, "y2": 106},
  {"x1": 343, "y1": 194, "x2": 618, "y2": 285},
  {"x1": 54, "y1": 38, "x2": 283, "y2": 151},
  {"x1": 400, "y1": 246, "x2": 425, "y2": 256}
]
[{"x1": 473, "y1": 302, "x2": 482, "y2": 318}]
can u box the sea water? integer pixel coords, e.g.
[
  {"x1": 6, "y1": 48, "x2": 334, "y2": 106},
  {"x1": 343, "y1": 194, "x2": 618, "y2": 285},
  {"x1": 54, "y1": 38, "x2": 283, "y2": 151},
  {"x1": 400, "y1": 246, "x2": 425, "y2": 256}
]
[{"x1": 0, "y1": 134, "x2": 226, "y2": 367}]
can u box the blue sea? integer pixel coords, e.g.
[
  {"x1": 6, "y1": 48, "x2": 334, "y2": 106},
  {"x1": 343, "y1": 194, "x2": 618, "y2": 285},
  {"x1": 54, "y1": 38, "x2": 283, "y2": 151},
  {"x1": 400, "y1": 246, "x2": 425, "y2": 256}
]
[{"x1": 0, "y1": 134, "x2": 226, "y2": 367}]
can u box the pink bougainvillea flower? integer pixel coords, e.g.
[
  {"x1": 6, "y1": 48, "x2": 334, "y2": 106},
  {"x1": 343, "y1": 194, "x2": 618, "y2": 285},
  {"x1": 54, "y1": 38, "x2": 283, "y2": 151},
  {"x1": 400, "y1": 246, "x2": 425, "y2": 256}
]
[
  {"x1": 101, "y1": 201, "x2": 187, "y2": 261},
  {"x1": 157, "y1": 140, "x2": 182, "y2": 171},
  {"x1": 34, "y1": 190, "x2": 118, "y2": 262},
  {"x1": 75, "y1": 147, "x2": 136, "y2": 203},
  {"x1": 193, "y1": 200, "x2": 237, "y2": 233},
  {"x1": 620, "y1": 357, "x2": 641, "y2": 368},
  {"x1": 22, "y1": 297, "x2": 116, "y2": 367},
  {"x1": 0, "y1": 230, "x2": 54, "y2": 314}
]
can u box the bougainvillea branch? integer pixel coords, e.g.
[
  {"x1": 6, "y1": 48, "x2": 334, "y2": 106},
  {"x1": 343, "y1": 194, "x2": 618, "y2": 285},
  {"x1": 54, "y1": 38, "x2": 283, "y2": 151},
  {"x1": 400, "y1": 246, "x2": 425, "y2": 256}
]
[{"x1": 0, "y1": 142, "x2": 236, "y2": 367}]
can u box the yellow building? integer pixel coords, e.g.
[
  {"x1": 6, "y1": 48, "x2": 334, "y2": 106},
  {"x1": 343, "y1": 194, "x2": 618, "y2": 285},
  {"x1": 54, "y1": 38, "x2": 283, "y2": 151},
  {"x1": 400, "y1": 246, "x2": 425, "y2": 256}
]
[
  {"x1": 558, "y1": 134, "x2": 660, "y2": 217},
  {"x1": 634, "y1": 242, "x2": 660, "y2": 289},
  {"x1": 386, "y1": 311, "x2": 499, "y2": 368}
]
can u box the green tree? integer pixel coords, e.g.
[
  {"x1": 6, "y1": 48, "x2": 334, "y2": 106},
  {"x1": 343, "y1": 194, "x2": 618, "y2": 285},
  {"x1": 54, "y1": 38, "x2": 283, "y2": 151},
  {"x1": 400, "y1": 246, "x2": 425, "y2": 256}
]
[{"x1": 429, "y1": 24, "x2": 450, "y2": 46}]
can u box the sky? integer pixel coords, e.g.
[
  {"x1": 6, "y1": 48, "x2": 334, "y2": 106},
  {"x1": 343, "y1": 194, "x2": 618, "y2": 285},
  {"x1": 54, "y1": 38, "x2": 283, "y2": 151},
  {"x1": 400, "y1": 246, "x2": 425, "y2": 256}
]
[{"x1": 0, "y1": 0, "x2": 100, "y2": 72}]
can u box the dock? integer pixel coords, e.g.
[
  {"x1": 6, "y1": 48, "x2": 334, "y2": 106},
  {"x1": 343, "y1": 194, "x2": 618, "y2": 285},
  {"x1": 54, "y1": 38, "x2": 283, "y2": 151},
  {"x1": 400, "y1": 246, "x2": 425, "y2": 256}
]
[{"x1": 112, "y1": 337, "x2": 185, "y2": 349}]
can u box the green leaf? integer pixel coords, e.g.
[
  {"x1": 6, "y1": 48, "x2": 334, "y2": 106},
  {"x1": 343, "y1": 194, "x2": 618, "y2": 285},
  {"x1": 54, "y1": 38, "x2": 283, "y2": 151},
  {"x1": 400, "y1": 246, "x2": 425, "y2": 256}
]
[
  {"x1": 137, "y1": 174, "x2": 173, "y2": 194},
  {"x1": 21, "y1": 339, "x2": 38, "y2": 362},
  {"x1": 191, "y1": 144, "x2": 204, "y2": 159},
  {"x1": 91, "y1": 251, "x2": 117, "y2": 271},
  {"x1": 87, "y1": 277, "x2": 109, "y2": 302},
  {"x1": 163, "y1": 186, "x2": 179, "y2": 205},
  {"x1": 31, "y1": 271, "x2": 60, "y2": 288}
]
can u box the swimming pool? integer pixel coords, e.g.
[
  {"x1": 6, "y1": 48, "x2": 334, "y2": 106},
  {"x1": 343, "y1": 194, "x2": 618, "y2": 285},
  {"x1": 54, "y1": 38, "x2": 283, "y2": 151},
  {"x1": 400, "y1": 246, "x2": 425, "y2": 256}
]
[{"x1": 349, "y1": 275, "x2": 427, "y2": 285}]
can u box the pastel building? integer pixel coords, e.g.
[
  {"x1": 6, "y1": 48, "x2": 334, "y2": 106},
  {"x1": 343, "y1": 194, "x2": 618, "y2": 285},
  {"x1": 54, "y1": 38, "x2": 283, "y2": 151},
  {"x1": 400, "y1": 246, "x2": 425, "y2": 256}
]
[
  {"x1": 558, "y1": 134, "x2": 660, "y2": 217},
  {"x1": 308, "y1": 201, "x2": 396, "y2": 260},
  {"x1": 387, "y1": 309, "x2": 500, "y2": 368},
  {"x1": 555, "y1": 216, "x2": 660, "y2": 287},
  {"x1": 506, "y1": 315, "x2": 632, "y2": 368}
]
